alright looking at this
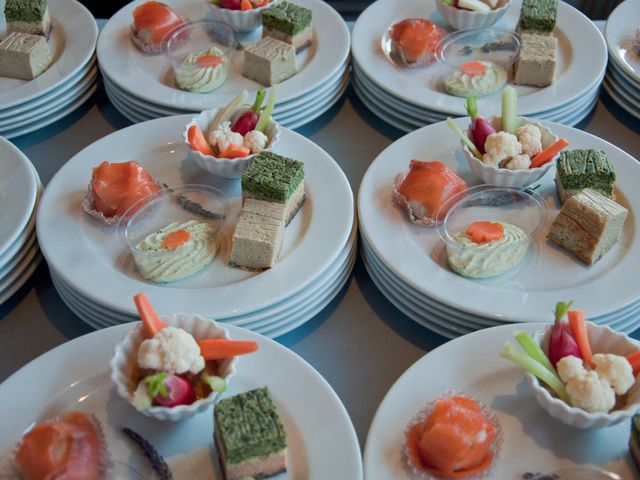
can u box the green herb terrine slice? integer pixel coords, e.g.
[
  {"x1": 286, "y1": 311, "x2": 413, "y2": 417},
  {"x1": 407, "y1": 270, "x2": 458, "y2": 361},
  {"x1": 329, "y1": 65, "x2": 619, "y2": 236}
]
[
  {"x1": 241, "y1": 151, "x2": 305, "y2": 225},
  {"x1": 631, "y1": 414, "x2": 640, "y2": 471},
  {"x1": 214, "y1": 387, "x2": 287, "y2": 480},
  {"x1": 555, "y1": 149, "x2": 616, "y2": 204},
  {"x1": 262, "y1": 1, "x2": 313, "y2": 53},
  {"x1": 517, "y1": 0, "x2": 558, "y2": 34},
  {"x1": 5, "y1": 0, "x2": 51, "y2": 38}
]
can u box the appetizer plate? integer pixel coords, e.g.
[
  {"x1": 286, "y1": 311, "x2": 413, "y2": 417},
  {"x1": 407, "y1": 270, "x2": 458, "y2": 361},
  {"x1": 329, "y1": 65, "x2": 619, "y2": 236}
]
[
  {"x1": 97, "y1": 0, "x2": 349, "y2": 111},
  {"x1": 351, "y1": 0, "x2": 606, "y2": 116},
  {"x1": 604, "y1": 0, "x2": 640, "y2": 84},
  {"x1": 602, "y1": 76, "x2": 640, "y2": 121},
  {"x1": 0, "y1": 323, "x2": 363, "y2": 479},
  {"x1": 0, "y1": 0, "x2": 97, "y2": 111},
  {"x1": 37, "y1": 115, "x2": 354, "y2": 321},
  {"x1": 364, "y1": 323, "x2": 638, "y2": 478},
  {"x1": 358, "y1": 118, "x2": 640, "y2": 324}
]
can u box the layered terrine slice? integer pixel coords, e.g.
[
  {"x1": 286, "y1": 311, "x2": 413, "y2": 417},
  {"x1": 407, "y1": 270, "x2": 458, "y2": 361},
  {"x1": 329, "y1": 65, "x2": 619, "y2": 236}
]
[
  {"x1": 513, "y1": 32, "x2": 557, "y2": 87},
  {"x1": 241, "y1": 151, "x2": 305, "y2": 225},
  {"x1": 262, "y1": 1, "x2": 312, "y2": 53},
  {"x1": 0, "y1": 31, "x2": 51, "y2": 80},
  {"x1": 243, "y1": 36, "x2": 296, "y2": 87},
  {"x1": 555, "y1": 149, "x2": 616, "y2": 204},
  {"x1": 5, "y1": 0, "x2": 51, "y2": 37},
  {"x1": 214, "y1": 387, "x2": 287, "y2": 480},
  {"x1": 517, "y1": 0, "x2": 558, "y2": 35}
]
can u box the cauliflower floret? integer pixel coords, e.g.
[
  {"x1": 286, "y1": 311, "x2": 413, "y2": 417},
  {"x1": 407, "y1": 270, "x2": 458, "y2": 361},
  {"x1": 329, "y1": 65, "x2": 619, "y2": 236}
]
[
  {"x1": 592, "y1": 353, "x2": 635, "y2": 395},
  {"x1": 137, "y1": 326, "x2": 205, "y2": 375},
  {"x1": 500, "y1": 154, "x2": 531, "y2": 170},
  {"x1": 565, "y1": 370, "x2": 616, "y2": 413},
  {"x1": 482, "y1": 132, "x2": 522, "y2": 167},
  {"x1": 516, "y1": 124, "x2": 542, "y2": 158},
  {"x1": 208, "y1": 121, "x2": 244, "y2": 153},
  {"x1": 243, "y1": 130, "x2": 268, "y2": 154},
  {"x1": 557, "y1": 355, "x2": 586, "y2": 384}
]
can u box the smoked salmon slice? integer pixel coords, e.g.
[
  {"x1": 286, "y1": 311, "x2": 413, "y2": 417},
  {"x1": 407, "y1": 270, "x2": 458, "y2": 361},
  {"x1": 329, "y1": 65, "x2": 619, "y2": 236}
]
[
  {"x1": 390, "y1": 19, "x2": 446, "y2": 67},
  {"x1": 131, "y1": 1, "x2": 186, "y2": 54}
]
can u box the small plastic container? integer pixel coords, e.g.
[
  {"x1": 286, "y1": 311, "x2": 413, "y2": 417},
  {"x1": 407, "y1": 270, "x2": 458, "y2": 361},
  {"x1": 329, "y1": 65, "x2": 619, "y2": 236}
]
[
  {"x1": 118, "y1": 185, "x2": 226, "y2": 284},
  {"x1": 436, "y1": 0, "x2": 512, "y2": 31},
  {"x1": 183, "y1": 107, "x2": 281, "y2": 179},
  {"x1": 163, "y1": 20, "x2": 236, "y2": 93},
  {"x1": 527, "y1": 322, "x2": 640, "y2": 429},
  {"x1": 206, "y1": 0, "x2": 279, "y2": 33},
  {"x1": 462, "y1": 117, "x2": 558, "y2": 187},
  {"x1": 110, "y1": 313, "x2": 237, "y2": 421},
  {"x1": 437, "y1": 28, "x2": 520, "y2": 71},
  {"x1": 436, "y1": 185, "x2": 548, "y2": 279}
]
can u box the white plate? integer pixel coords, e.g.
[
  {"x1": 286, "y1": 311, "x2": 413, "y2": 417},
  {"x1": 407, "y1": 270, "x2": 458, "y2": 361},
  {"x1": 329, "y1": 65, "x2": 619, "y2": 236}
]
[
  {"x1": 364, "y1": 323, "x2": 636, "y2": 479},
  {"x1": 37, "y1": 115, "x2": 354, "y2": 319},
  {"x1": 0, "y1": 252, "x2": 42, "y2": 305},
  {"x1": 604, "y1": 0, "x2": 640, "y2": 83},
  {"x1": 0, "y1": 322, "x2": 362, "y2": 479},
  {"x1": 0, "y1": 0, "x2": 97, "y2": 111},
  {"x1": 603, "y1": 75, "x2": 640, "y2": 121},
  {"x1": 351, "y1": 0, "x2": 606, "y2": 116},
  {"x1": 97, "y1": 0, "x2": 349, "y2": 112},
  {"x1": 358, "y1": 118, "x2": 640, "y2": 322}
]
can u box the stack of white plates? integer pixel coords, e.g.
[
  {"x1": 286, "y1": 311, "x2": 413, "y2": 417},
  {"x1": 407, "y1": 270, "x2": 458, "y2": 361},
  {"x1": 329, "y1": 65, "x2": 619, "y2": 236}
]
[
  {"x1": 351, "y1": 0, "x2": 606, "y2": 132},
  {"x1": 0, "y1": 139, "x2": 43, "y2": 305},
  {"x1": 602, "y1": 0, "x2": 640, "y2": 120},
  {"x1": 358, "y1": 118, "x2": 640, "y2": 339},
  {"x1": 37, "y1": 115, "x2": 356, "y2": 337},
  {"x1": 0, "y1": 0, "x2": 98, "y2": 139},
  {"x1": 97, "y1": 0, "x2": 350, "y2": 129}
]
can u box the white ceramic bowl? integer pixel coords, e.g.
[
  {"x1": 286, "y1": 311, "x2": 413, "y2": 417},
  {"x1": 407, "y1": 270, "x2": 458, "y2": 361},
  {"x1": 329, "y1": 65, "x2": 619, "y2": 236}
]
[
  {"x1": 436, "y1": 0, "x2": 512, "y2": 30},
  {"x1": 206, "y1": 0, "x2": 279, "y2": 33},
  {"x1": 184, "y1": 107, "x2": 281, "y2": 179},
  {"x1": 110, "y1": 313, "x2": 237, "y2": 421},
  {"x1": 525, "y1": 322, "x2": 640, "y2": 429},
  {"x1": 462, "y1": 116, "x2": 558, "y2": 187}
]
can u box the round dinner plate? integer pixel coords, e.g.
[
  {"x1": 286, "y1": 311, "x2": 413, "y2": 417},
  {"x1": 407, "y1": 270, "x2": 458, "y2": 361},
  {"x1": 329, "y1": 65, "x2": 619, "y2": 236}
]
[
  {"x1": 351, "y1": 0, "x2": 606, "y2": 116},
  {"x1": 37, "y1": 115, "x2": 354, "y2": 320},
  {"x1": 97, "y1": 0, "x2": 350, "y2": 112},
  {"x1": 0, "y1": 322, "x2": 362, "y2": 479},
  {"x1": 0, "y1": 0, "x2": 97, "y2": 111},
  {"x1": 358, "y1": 118, "x2": 640, "y2": 322},
  {"x1": 604, "y1": 0, "x2": 640, "y2": 84},
  {"x1": 364, "y1": 323, "x2": 637, "y2": 478}
]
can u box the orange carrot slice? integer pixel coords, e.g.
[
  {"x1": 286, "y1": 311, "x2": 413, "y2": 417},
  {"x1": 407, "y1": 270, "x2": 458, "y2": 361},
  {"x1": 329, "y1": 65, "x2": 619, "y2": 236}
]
[
  {"x1": 530, "y1": 138, "x2": 570, "y2": 169},
  {"x1": 627, "y1": 351, "x2": 640, "y2": 375},
  {"x1": 197, "y1": 338, "x2": 259, "y2": 360},
  {"x1": 196, "y1": 54, "x2": 223, "y2": 68},
  {"x1": 240, "y1": 0, "x2": 252, "y2": 9},
  {"x1": 466, "y1": 221, "x2": 504, "y2": 244},
  {"x1": 187, "y1": 124, "x2": 214, "y2": 156},
  {"x1": 162, "y1": 229, "x2": 191, "y2": 249},
  {"x1": 460, "y1": 61, "x2": 487, "y2": 77},
  {"x1": 219, "y1": 143, "x2": 251, "y2": 158},
  {"x1": 568, "y1": 310, "x2": 592, "y2": 367},
  {"x1": 134, "y1": 293, "x2": 166, "y2": 338}
]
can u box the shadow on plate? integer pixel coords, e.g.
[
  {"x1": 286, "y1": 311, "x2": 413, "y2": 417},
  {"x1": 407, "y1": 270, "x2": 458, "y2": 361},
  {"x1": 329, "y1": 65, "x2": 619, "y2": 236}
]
[
  {"x1": 600, "y1": 89, "x2": 640, "y2": 134},
  {"x1": 346, "y1": 86, "x2": 406, "y2": 141}
]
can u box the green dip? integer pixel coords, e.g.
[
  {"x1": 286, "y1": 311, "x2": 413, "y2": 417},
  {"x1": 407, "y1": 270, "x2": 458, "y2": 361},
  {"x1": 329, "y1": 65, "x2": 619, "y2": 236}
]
[
  {"x1": 175, "y1": 48, "x2": 229, "y2": 93},
  {"x1": 444, "y1": 61, "x2": 507, "y2": 98}
]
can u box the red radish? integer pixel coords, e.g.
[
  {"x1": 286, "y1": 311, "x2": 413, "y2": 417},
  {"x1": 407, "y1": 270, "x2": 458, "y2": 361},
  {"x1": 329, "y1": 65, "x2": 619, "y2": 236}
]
[
  {"x1": 549, "y1": 301, "x2": 582, "y2": 367},
  {"x1": 153, "y1": 374, "x2": 196, "y2": 407},
  {"x1": 231, "y1": 89, "x2": 265, "y2": 136},
  {"x1": 465, "y1": 96, "x2": 496, "y2": 154},
  {"x1": 219, "y1": 0, "x2": 241, "y2": 9}
]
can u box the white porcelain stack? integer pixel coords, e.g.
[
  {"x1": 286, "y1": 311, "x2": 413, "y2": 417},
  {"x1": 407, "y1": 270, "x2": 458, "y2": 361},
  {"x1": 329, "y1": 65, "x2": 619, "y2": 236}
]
[
  {"x1": 602, "y1": 0, "x2": 640, "y2": 119},
  {"x1": 97, "y1": 0, "x2": 350, "y2": 129},
  {"x1": 0, "y1": 0, "x2": 98, "y2": 139},
  {"x1": 350, "y1": 0, "x2": 606, "y2": 132}
]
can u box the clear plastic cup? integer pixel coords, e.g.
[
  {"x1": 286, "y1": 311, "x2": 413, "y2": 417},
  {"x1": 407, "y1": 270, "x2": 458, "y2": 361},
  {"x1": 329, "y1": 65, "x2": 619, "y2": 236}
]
[{"x1": 437, "y1": 28, "x2": 520, "y2": 71}]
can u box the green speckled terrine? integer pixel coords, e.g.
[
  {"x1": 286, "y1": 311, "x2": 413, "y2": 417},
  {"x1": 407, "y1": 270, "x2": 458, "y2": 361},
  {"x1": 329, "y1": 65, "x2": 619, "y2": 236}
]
[
  {"x1": 262, "y1": 1, "x2": 313, "y2": 52},
  {"x1": 518, "y1": 0, "x2": 558, "y2": 34},
  {"x1": 555, "y1": 149, "x2": 616, "y2": 204}
]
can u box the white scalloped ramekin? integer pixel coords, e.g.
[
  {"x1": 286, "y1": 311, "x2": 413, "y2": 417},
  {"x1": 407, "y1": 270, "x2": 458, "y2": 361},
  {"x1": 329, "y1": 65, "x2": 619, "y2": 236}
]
[
  {"x1": 110, "y1": 313, "x2": 237, "y2": 421},
  {"x1": 436, "y1": 0, "x2": 512, "y2": 30},
  {"x1": 183, "y1": 107, "x2": 281, "y2": 179},
  {"x1": 462, "y1": 116, "x2": 558, "y2": 187},
  {"x1": 206, "y1": 0, "x2": 279, "y2": 33},
  {"x1": 525, "y1": 322, "x2": 640, "y2": 429}
]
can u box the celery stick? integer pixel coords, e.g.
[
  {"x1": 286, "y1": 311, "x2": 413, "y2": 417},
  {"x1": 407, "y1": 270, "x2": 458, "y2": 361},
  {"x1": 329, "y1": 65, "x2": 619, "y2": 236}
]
[
  {"x1": 500, "y1": 341, "x2": 570, "y2": 403},
  {"x1": 256, "y1": 85, "x2": 277, "y2": 133},
  {"x1": 514, "y1": 330, "x2": 557, "y2": 376},
  {"x1": 446, "y1": 117, "x2": 481, "y2": 159},
  {"x1": 501, "y1": 86, "x2": 518, "y2": 134},
  {"x1": 465, "y1": 96, "x2": 478, "y2": 119},
  {"x1": 200, "y1": 372, "x2": 227, "y2": 393},
  {"x1": 439, "y1": 0, "x2": 453, "y2": 5}
]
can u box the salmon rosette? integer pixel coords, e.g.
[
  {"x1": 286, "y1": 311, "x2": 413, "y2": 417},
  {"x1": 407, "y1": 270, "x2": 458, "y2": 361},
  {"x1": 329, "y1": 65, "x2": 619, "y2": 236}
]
[
  {"x1": 130, "y1": 1, "x2": 189, "y2": 55},
  {"x1": 389, "y1": 19, "x2": 446, "y2": 68},
  {"x1": 404, "y1": 394, "x2": 502, "y2": 479}
]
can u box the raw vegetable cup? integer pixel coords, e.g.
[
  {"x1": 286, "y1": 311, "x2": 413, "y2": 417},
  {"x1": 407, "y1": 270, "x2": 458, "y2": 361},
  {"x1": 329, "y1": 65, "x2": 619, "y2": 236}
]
[
  {"x1": 207, "y1": 0, "x2": 279, "y2": 33},
  {"x1": 462, "y1": 116, "x2": 558, "y2": 188},
  {"x1": 436, "y1": 0, "x2": 512, "y2": 30},
  {"x1": 527, "y1": 323, "x2": 640, "y2": 429},
  {"x1": 184, "y1": 107, "x2": 281, "y2": 179},
  {"x1": 110, "y1": 312, "x2": 237, "y2": 421}
]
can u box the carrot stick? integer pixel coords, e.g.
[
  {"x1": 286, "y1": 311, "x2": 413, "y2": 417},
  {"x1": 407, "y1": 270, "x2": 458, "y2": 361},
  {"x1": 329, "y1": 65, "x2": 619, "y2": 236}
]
[
  {"x1": 568, "y1": 310, "x2": 592, "y2": 367},
  {"x1": 219, "y1": 143, "x2": 250, "y2": 159},
  {"x1": 133, "y1": 293, "x2": 166, "y2": 338},
  {"x1": 627, "y1": 351, "x2": 640, "y2": 375},
  {"x1": 187, "y1": 124, "x2": 214, "y2": 156},
  {"x1": 197, "y1": 338, "x2": 259, "y2": 360},
  {"x1": 530, "y1": 138, "x2": 570, "y2": 169}
]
